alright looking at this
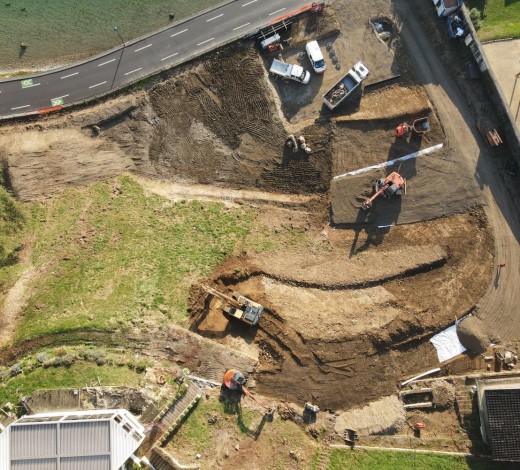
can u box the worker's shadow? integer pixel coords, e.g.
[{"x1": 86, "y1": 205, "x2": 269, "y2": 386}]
[
  {"x1": 221, "y1": 399, "x2": 272, "y2": 440},
  {"x1": 494, "y1": 266, "x2": 502, "y2": 289}
]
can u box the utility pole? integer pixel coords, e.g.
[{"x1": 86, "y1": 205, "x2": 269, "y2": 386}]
[{"x1": 111, "y1": 27, "x2": 125, "y2": 90}]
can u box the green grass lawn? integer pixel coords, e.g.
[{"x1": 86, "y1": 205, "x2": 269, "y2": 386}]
[
  {"x1": 168, "y1": 397, "x2": 317, "y2": 468},
  {"x1": 0, "y1": 175, "x2": 310, "y2": 342},
  {"x1": 327, "y1": 448, "x2": 515, "y2": 470},
  {"x1": 0, "y1": 362, "x2": 141, "y2": 404},
  {"x1": 466, "y1": 0, "x2": 520, "y2": 41},
  {"x1": 0, "y1": 187, "x2": 27, "y2": 293},
  {"x1": 15, "y1": 176, "x2": 254, "y2": 339}
]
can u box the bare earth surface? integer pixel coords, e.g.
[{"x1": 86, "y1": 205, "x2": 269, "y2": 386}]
[
  {"x1": 0, "y1": 0, "x2": 517, "y2": 442},
  {"x1": 394, "y1": 0, "x2": 520, "y2": 342}
]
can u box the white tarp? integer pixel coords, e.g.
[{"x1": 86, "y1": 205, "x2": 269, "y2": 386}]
[{"x1": 430, "y1": 324, "x2": 467, "y2": 363}]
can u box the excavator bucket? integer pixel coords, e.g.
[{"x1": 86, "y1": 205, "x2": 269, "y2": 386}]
[{"x1": 412, "y1": 117, "x2": 430, "y2": 134}]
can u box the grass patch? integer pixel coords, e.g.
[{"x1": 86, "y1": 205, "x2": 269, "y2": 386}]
[
  {"x1": 9, "y1": 176, "x2": 313, "y2": 341},
  {"x1": 466, "y1": 0, "x2": 520, "y2": 41},
  {"x1": 16, "y1": 176, "x2": 255, "y2": 339},
  {"x1": 168, "y1": 398, "x2": 317, "y2": 467},
  {"x1": 327, "y1": 449, "x2": 513, "y2": 470},
  {"x1": 0, "y1": 187, "x2": 28, "y2": 291},
  {"x1": 0, "y1": 361, "x2": 141, "y2": 404},
  {"x1": 168, "y1": 398, "x2": 220, "y2": 454}
]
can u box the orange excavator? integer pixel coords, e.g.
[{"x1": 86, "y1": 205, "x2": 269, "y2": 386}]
[
  {"x1": 396, "y1": 117, "x2": 430, "y2": 138},
  {"x1": 362, "y1": 171, "x2": 406, "y2": 210}
]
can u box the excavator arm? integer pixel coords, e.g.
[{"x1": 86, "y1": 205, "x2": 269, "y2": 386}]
[
  {"x1": 362, "y1": 172, "x2": 405, "y2": 211},
  {"x1": 362, "y1": 182, "x2": 390, "y2": 210}
]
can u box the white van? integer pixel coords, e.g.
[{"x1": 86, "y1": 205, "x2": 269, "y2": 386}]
[{"x1": 305, "y1": 40, "x2": 326, "y2": 74}]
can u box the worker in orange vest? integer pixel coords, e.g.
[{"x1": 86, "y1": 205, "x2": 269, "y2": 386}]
[{"x1": 223, "y1": 370, "x2": 253, "y2": 399}]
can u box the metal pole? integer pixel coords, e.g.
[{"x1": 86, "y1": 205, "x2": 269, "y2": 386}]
[
  {"x1": 113, "y1": 26, "x2": 125, "y2": 45},
  {"x1": 111, "y1": 27, "x2": 125, "y2": 89}
]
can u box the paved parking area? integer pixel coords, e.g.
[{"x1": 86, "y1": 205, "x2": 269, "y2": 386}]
[{"x1": 483, "y1": 39, "x2": 520, "y2": 126}]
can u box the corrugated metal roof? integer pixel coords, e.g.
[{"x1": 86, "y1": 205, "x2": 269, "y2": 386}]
[
  {"x1": 61, "y1": 455, "x2": 110, "y2": 470},
  {"x1": 11, "y1": 459, "x2": 57, "y2": 470},
  {"x1": 61, "y1": 422, "x2": 110, "y2": 455},
  {"x1": 11, "y1": 424, "x2": 57, "y2": 459},
  {"x1": 1, "y1": 409, "x2": 144, "y2": 470}
]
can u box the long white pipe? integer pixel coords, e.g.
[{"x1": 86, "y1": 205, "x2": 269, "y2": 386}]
[{"x1": 333, "y1": 143, "x2": 444, "y2": 179}]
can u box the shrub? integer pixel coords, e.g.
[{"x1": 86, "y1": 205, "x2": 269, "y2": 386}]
[
  {"x1": 469, "y1": 8, "x2": 482, "y2": 30},
  {"x1": 37, "y1": 352, "x2": 50, "y2": 364}
]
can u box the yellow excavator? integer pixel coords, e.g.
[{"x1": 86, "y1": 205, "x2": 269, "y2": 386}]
[
  {"x1": 202, "y1": 285, "x2": 264, "y2": 326},
  {"x1": 362, "y1": 171, "x2": 406, "y2": 210}
]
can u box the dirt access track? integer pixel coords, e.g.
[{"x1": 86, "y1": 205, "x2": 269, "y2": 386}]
[{"x1": 1, "y1": 0, "x2": 516, "y2": 413}]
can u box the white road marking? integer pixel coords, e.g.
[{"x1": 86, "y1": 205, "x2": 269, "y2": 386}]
[
  {"x1": 52, "y1": 94, "x2": 69, "y2": 100},
  {"x1": 242, "y1": 0, "x2": 258, "y2": 6},
  {"x1": 89, "y1": 81, "x2": 107, "y2": 89},
  {"x1": 171, "y1": 28, "x2": 188, "y2": 37},
  {"x1": 134, "y1": 44, "x2": 152, "y2": 52},
  {"x1": 161, "y1": 52, "x2": 179, "y2": 61},
  {"x1": 98, "y1": 58, "x2": 116, "y2": 67},
  {"x1": 233, "y1": 22, "x2": 250, "y2": 31},
  {"x1": 124, "y1": 67, "x2": 142, "y2": 76},
  {"x1": 269, "y1": 8, "x2": 286, "y2": 15},
  {"x1": 197, "y1": 37, "x2": 214, "y2": 46},
  {"x1": 61, "y1": 72, "x2": 79, "y2": 79},
  {"x1": 24, "y1": 83, "x2": 40, "y2": 88},
  {"x1": 207, "y1": 13, "x2": 223, "y2": 22},
  {"x1": 11, "y1": 104, "x2": 30, "y2": 110}
]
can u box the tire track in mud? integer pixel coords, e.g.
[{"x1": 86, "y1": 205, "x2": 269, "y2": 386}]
[
  {"x1": 254, "y1": 307, "x2": 439, "y2": 410},
  {"x1": 394, "y1": 0, "x2": 520, "y2": 342},
  {"x1": 148, "y1": 44, "x2": 331, "y2": 194}
]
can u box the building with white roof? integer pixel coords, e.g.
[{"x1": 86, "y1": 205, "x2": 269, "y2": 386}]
[{"x1": 0, "y1": 409, "x2": 145, "y2": 470}]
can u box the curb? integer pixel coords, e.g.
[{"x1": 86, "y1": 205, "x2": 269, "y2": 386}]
[{"x1": 0, "y1": 2, "x2": 316, "y2": 121}]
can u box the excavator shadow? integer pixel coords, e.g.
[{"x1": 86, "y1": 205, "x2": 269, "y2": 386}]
[
  {"x1": 348, "y1": 193, "x2": 399, "y2": 257},
  {"x1": 349, "y1": 222, "x2": 391, "y2": 258}
]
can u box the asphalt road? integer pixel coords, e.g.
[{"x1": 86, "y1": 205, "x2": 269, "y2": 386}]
[{"x1": 0, "y1": 0, "x2": 311, "y2": 118}]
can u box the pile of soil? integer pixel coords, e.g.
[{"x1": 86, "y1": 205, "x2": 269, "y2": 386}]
[
  {"x1": 336, "y1": 85, "x2": 431, "y2": 122},
  {"x1": 457, "y1": 316, "x2": 491, "y2": 354},
  {"x1": 145, "y1": 43, "x2": 332, "y2": 195},
  {"x1": 430, "y1": 379, "x2": 456, "y2": 410},
  {"x1": 334, "y1": 395, "x2": 406, "y2": 436},
  {"x1": 250, "y1": 244, "x2": 447, "y2": 287}
]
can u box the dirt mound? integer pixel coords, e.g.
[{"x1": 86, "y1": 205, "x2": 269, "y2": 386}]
[
  {"x1": 336, "y1": 85, "x2": 431, "y2": 122},
  {"x1": 334, "y1": 395, "x2": 405, "y2": 435},
  {"x1": 260, "y1": 278, "x2": 400, "y2": 341},
  {"x1": 145, "y1": 43, "x2": 331, "y2": 194},
  {"x1": 251, "y1": 244, "x2": 447, "y2": 288},
  {"x1": 330, "y1": 148, "x2": 483, "y2": 226},
  {"x1": 457, "y1": 316, "x2": 491, "y2": 354},
  {"x1": 0, "y1": 95, "x2": 154, "y2": 201},
  {"x1": 430, "y1": 379, "x2": 456, "y2": 410}
]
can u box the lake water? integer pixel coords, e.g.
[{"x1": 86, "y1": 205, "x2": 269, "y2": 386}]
[{"x1": 0, "y1": 0, "x2": 222, "y2": 72}]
